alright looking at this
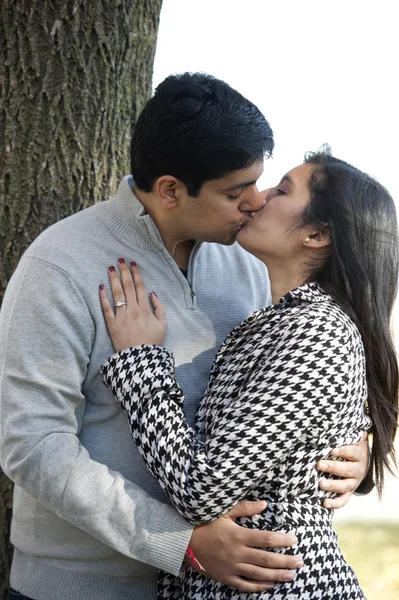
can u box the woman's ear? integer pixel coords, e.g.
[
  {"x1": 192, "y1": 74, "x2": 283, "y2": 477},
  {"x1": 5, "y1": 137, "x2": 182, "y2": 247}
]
[
  {"x1": 303, "y1": 226, "x2": 331, "y2": 249},
  {"x1": 154, "y1": 176, "x2": 180, "y2": 209}
]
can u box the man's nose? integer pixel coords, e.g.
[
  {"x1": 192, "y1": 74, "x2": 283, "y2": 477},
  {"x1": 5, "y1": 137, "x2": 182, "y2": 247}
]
[{"x1": 240, "y1": 188, "x2": 265, "y2": 214}]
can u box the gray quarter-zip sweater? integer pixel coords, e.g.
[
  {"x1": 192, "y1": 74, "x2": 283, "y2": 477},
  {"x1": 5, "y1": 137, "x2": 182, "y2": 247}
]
[{"x1": 0, "y1": 177, "x2": 271, "y2": 600}]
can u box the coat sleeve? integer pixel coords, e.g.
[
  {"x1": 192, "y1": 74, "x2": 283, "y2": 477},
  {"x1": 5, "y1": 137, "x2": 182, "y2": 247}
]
[{"x1": 101, "y1": 309, "x2": 369, "y2": 525}]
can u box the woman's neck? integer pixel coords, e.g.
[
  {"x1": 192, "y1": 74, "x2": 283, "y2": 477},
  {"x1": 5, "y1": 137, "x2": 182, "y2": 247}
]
[{"x1": 265, "y1": 260, "x2": 307, "y2": 305}]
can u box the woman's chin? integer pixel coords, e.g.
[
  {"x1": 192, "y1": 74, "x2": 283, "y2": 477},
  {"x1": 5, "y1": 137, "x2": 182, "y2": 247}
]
[
  {"x1": 236, "y1": 229, "x2": 253, "y2": 253},
  {"x1": 236, "y1": 230, "x2": 267, "y2": 263},
  {"x1": 235, "y1": 228, "x2": 246, "y2": 248}
]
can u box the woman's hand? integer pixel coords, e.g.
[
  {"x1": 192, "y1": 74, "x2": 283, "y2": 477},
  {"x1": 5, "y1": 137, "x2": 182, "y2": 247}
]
[{"x1": 99, "y1": 258, "x2": 166, "y2": 352}]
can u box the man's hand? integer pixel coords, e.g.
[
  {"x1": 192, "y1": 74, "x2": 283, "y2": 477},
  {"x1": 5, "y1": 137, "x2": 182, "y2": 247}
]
[
  {"x1": 317, "y1": 432, "x2": 370, "y2": 509},
  {"x1": 188, "y1": 500, "x2": 303, "y2": 593}
]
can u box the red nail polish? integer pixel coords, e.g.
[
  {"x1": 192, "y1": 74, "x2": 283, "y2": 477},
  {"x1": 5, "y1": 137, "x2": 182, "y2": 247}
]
[
  {"x1": 118, "y1": 258, "x2": 125, "y2": 264},
  {"x1": 99, "y1": 284, "x2": 105, "y2": 290},
  {"x1": 109, "y1": 266, "x2": 115, "y2": 272},
  {"x1": 130, "y1": 261, "x2": 137, "y2": 267}
]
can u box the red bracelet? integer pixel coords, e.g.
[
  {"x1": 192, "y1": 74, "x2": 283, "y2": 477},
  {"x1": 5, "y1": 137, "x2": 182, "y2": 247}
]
[{"x1": 185, "y1": 547, "x2": 206, "y2": 572}]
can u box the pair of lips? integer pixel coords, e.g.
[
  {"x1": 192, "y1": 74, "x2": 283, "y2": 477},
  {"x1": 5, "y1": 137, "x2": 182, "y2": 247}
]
[{"x1": 237, "y1": 218, "x2": 251, "y2": 231}]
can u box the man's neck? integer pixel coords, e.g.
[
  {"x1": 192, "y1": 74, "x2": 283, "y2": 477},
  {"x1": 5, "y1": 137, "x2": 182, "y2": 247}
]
[
  {"x1": 173, "y1": 240, "x2": 196, "y2": 271},
  {"x1": 134, "y1": 187, "x2": 195, "y2": 270}
]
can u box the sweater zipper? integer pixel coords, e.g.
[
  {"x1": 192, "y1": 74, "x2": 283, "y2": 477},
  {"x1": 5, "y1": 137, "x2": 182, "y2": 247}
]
[
  {"x1": 186, "y1": 242, "x2": 201, "y2": 308},
  {"x1": 159, "y1": 242, "x2": 201, "y2": 309},
  {"x1": 142, "y1": 215, "x2": 199, "y2": 307}
]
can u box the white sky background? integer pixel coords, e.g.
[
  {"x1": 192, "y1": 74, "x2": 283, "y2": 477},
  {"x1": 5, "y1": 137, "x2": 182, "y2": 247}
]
[
  {"x1": 153, "y1": 0, "x2": 399, "y2": 330},
  {"x1": 153, "y1": 0, "x2": 398, "y2": 196}
]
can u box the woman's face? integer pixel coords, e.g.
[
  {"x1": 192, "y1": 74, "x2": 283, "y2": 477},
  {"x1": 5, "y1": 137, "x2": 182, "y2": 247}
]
[{"x1": 236, "y1": 163, "x2": 315, "y2": 261}]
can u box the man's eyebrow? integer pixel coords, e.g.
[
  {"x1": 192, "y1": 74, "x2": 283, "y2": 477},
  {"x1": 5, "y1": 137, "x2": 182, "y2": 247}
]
[{"x1": 224, "y1": 179, "x2": 258, "y2": 192}]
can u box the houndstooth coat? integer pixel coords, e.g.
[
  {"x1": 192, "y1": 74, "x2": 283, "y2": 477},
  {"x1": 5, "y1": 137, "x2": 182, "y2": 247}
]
[{"x1": 101, "y1": 283, "x2": 371, "y2": 599}]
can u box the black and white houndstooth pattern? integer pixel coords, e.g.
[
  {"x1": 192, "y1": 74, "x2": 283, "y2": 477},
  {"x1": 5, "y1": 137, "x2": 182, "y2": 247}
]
[{"x1": 101, "y1": 283, "x2": 371, "y2": 599}]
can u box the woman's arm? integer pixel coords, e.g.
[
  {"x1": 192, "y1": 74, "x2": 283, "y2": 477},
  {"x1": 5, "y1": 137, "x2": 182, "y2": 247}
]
[
  {"x1": 99, "y1": 261, "x2": 301, "y2": 591},
  {"x1": 100, "y1": 264, "x2": 370, "y2": 524}
]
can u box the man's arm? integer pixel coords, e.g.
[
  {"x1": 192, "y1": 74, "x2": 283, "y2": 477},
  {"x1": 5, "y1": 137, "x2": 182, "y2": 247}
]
[
  {"x1": 316, "y1": 432, "x2": 372, "y2": 509},
  {"x1": 0, "y1": 256, "x2": 298, "y2": 589},
  {"x1": 189, "y1": 500, "x2": 300, "y2": 592},
  {"x1": 0, "y1": 257, "x2": 191, "y2": 575}
]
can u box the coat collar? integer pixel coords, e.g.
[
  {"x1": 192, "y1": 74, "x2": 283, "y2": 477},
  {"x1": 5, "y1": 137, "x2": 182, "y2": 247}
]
[{"x1": 279, "y1": 282, "x2": 329, "y2": 307}]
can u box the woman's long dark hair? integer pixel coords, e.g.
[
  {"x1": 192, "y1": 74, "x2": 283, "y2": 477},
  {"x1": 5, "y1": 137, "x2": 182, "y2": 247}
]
[{"x1": 301, "y1": 146, "x2": 398, "y2": 495}]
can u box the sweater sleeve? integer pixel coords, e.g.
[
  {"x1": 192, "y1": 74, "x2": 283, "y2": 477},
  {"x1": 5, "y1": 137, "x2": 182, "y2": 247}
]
[
  {"x1": 101, "y1": 309, "x2": 370, "y2": 525},
  {"x1": 0, "y1": 257, "x2": 192, "y2": 575}
]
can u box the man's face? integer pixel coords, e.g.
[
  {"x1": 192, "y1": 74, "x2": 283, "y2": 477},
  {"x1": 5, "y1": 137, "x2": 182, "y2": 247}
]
[{"x1": 180, "y1": 160, "x2": 265, "y2": 245}]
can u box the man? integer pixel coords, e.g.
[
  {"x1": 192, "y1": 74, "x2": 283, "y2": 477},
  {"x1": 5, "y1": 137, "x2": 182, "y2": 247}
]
[{"x1": 0, "y1": 73, "x2": 369, "y2": 600}]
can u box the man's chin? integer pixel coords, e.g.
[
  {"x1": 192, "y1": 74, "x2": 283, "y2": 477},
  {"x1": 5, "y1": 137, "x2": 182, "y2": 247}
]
[
  {"x1": 218, "y1": 233, "x2": 238, "y2": 246},
  {"x1": 202, "y1": 232, "x2": 238, "y2": 246}
]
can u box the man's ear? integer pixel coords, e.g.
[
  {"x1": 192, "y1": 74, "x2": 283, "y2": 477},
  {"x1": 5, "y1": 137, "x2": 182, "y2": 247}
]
[
  {"x1": 154, "y1": 176, "x2": 184, "y2": 209},
  {"x1": 303, "y1": 226, "x2": 331, "y2": 249}
]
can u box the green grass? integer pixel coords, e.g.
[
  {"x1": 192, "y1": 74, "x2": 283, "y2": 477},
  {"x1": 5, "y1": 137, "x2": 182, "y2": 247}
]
[{"x1": 336, "y1": 522, "x2": 399, "y2": 600}]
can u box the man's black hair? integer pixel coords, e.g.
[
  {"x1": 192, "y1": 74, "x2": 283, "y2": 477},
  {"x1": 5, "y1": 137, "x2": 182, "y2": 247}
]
[{"x1": 131, "y1": 72, "x2": 273, "y2": 196}]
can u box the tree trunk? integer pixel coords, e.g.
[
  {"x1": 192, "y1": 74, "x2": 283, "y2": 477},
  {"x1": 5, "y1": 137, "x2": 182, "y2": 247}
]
[{"x1": 0, "y1": 0, "x2": 163, "y2": 593}]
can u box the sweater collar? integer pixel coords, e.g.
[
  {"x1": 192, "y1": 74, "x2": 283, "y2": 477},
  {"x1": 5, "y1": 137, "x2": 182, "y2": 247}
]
[
  {"x1": 107, "y1": 177, "x2": 203, "y2": 257},
  {"x1": 102, "y1": 176, "x2": 166, "y2": 250}
]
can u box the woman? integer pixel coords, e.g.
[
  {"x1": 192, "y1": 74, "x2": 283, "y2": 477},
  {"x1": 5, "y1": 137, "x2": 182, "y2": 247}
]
[{"x1": 99, "y1": 148, "x2": 398, "y2": 599}]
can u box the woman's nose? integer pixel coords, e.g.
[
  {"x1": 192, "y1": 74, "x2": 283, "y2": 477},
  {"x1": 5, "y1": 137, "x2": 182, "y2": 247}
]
[{"x1": 240, "y1": 188, "x2": 265, "y2": 213}]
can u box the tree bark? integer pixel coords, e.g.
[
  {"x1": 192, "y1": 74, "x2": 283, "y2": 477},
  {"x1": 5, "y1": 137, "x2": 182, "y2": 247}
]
[{"x1": 0, "y1": 0, "x2": 163, "y2": 593}]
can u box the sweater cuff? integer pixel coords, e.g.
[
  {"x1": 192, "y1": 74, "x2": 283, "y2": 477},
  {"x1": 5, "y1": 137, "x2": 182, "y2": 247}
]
[{"x1": 140, "y1": 502, "x2": 193, "y2": 576}]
